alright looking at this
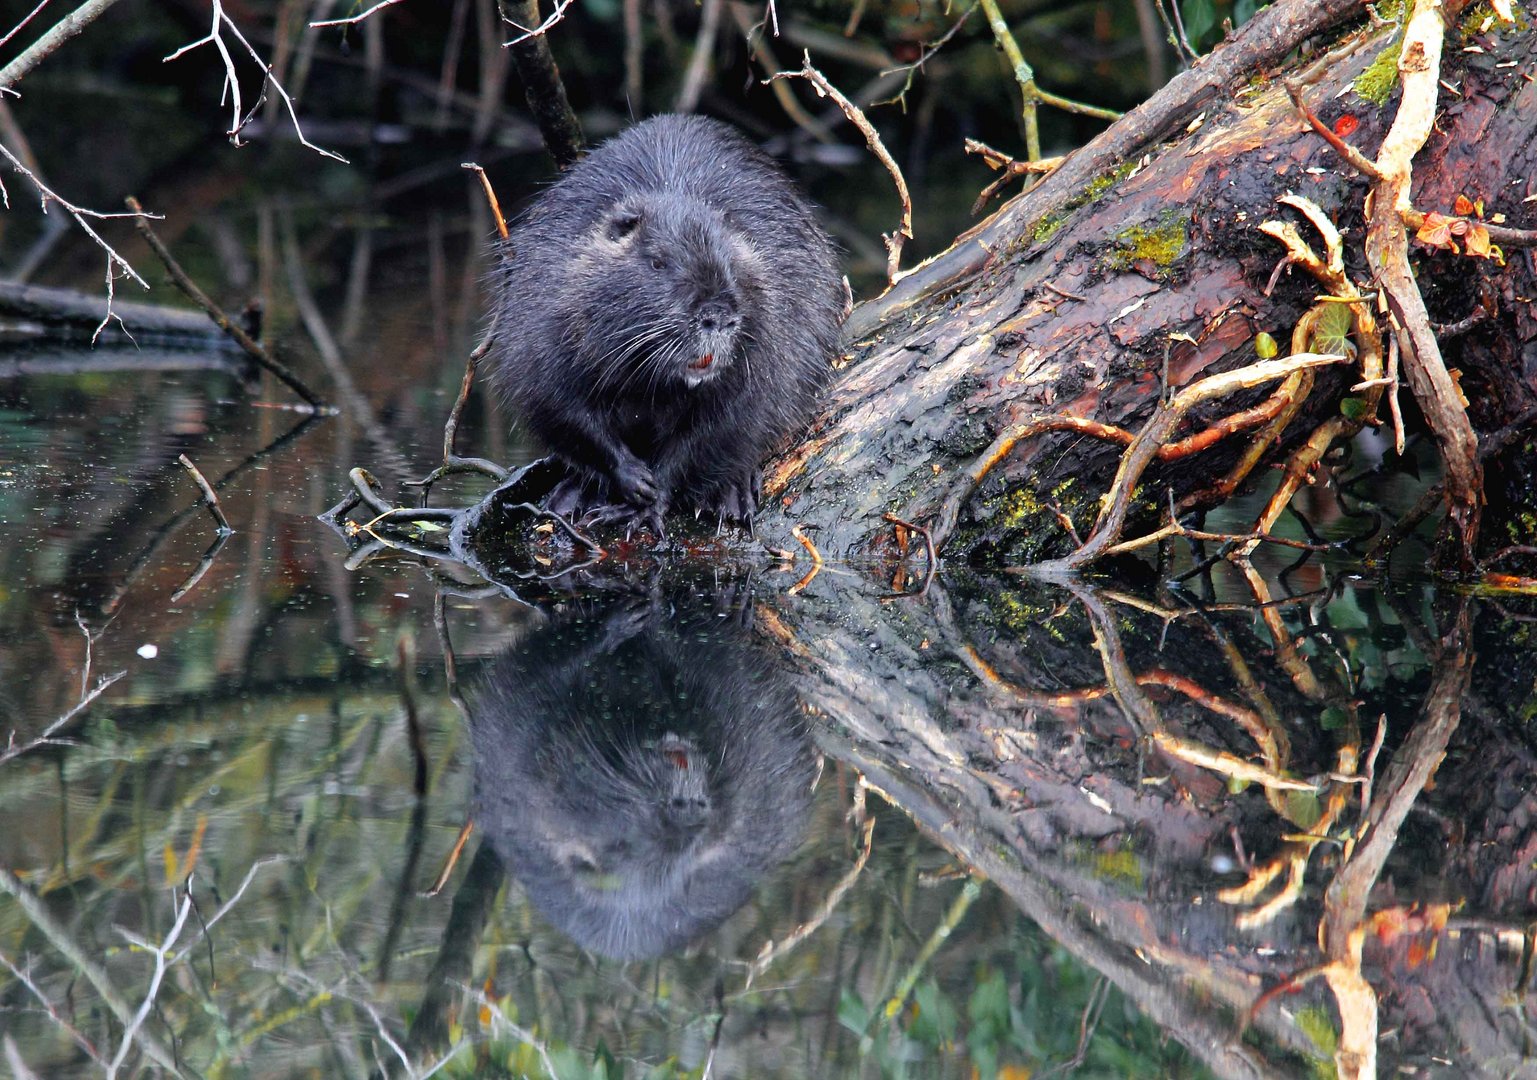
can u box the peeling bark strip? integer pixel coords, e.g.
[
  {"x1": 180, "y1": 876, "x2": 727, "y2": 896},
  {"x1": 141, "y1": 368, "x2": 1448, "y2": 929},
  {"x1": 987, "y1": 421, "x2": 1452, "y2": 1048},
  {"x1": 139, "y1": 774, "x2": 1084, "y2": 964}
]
[
  {"x1": 764, "y1": 0, "x2": 1537, "y2": 565},
  {"x1": 1363, "y1": 0, "x2": 1484, "y2": 565}
]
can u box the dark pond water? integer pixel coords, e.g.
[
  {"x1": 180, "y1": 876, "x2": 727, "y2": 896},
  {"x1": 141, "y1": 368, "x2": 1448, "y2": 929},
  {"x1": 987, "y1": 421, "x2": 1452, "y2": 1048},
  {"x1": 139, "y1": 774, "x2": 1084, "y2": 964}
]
[{"x1": 4, "y1": 13, "x2": 1537, "y2": 1079}]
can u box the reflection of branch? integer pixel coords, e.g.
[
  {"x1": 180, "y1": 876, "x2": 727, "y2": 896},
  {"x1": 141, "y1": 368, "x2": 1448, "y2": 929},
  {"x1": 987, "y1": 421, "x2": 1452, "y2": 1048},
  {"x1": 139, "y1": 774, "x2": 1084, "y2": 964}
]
[
  {"x1": 169, "y1": 454, "x2": 234, "y2": 602},
  {"x1": 705, "y1": 811, "x2": 877, "y2": 1078},
  {"x1": 0, "y1": 670, "x2": 123, "y2": 766},
  {"x1": 102, "y1": 415, "x2": 324, "y2": 617},
  {"x1": 169, "y1": 857, "x2": 287, "y2": 966},
  {"x1": 108, "y1": 891, "x2": 195, "y2": 1079},
  {"x1": 1306, "y1": 605, "x2": 1471, "y2": 1080},
  {"x1": 472, "y1": 987, "x2": 559, "y2": 1076},
  {"x1": 744, "y1": 814, "x2": 875, "y2": 986},
  {"x1": 0, "y1": 951, "x2": 104, "y2": 1065},
  {"x1": 863, "y1": 878, "x2": 983, "y2": 1051},
  {"x1": 1324, "y1": 605, "x2": 1471, "y2": 947},
  {"x1": 0, "y1": 870, "x2": 182, "y2": 1074}
]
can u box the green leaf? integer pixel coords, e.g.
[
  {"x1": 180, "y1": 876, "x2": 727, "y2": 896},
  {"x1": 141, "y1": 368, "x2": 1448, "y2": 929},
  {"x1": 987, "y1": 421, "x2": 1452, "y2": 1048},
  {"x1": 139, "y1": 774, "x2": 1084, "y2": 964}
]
[
  {"x1": 1339, "y1": 396, "x2": 1371, "y2": 420},
  {"x1": 909, "y1": 978, "x2": 959, "y2": 1047},
  {"x1": 1309, "y1": 302, "x2": 1353, "y2": 356},
  {"x1": 1181, "y1": 0, "x2": 1218, "y2": 46},
  {"x1": 838, "y1": 989, "x2": 870, "y2": 1034}
]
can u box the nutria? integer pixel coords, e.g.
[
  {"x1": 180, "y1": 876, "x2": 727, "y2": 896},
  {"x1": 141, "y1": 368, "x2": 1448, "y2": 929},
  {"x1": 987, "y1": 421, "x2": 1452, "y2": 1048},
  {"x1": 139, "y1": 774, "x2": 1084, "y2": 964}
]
[
  {"x1": 489, "y1": 114, "x2": 844, "y2": 534},
  {"x1": 469, "y1": 588, "x2": 814, "y2": 960}
]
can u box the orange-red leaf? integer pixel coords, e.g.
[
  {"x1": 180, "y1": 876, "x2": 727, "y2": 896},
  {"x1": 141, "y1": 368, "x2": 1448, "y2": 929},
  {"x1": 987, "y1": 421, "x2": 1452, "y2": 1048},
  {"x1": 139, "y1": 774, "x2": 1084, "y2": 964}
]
[
  {"x1": 1415, "y1": 212, "x2": 1456, "y2": 250},
  {"x1": 1453, "y1": 194, "x2": 1476, "y2": 216}
]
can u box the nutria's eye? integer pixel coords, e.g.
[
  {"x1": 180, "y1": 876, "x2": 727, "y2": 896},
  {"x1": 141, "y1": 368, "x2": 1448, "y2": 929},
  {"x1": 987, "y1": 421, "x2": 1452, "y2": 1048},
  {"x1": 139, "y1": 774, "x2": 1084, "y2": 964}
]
[
  {"x1": 607, "y1": 212, "x2": 642, "y2": 242},
  {"x1": 650, "y1": 257, "x2": 667, "y2": 271}
]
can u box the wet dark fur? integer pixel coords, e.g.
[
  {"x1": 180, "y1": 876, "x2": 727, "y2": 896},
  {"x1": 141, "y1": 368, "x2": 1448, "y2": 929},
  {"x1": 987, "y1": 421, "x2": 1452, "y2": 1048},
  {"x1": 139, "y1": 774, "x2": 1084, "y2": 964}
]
[
  {"x1": 489, "y1": 114, "x2": 843, "y2": 533},
  {"x1": 469, "y1": 594, "x2": 814, "y2": 960}
]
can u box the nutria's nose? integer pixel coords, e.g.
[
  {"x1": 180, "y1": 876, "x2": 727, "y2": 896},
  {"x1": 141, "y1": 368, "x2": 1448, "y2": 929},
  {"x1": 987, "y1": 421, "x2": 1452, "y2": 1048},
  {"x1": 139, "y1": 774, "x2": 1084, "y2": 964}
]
[
  {"x1": 697, "y1": 297, "x2": 740, "y2": 332},
  {"x1": 664, "y1": 794, "x2": 710, "y2": 831}
]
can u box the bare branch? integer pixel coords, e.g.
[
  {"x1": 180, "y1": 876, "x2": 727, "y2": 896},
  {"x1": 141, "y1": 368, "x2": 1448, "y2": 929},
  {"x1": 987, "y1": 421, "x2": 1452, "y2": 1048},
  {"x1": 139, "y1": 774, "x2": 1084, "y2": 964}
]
[
  {"x1": 164, "y1": 0, "x2": 347, "y2": 162},
  {"x1": 309, "y1": 0, "x2": 409, "y2": 28},
  {"x1": 0, "y1": 0, "x2": 122, "y2": 91},
  {"x1": 107, "y1": 891, "x2": 195, "y2": 1079},
  {"x1": 499, "y1": 0, "x2": 576, "y2": 47},
  {"x1": 0, "y1": 135, "x2": 145, "y2": 340},
  {"x1": 0, "y1": 670, "x2": 124, "y2": 767}
]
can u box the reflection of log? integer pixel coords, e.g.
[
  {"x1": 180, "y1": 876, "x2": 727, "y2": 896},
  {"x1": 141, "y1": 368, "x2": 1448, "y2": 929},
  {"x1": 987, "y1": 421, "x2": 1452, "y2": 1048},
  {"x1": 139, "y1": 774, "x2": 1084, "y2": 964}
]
[
  {"x1": 767, "y1": 570, "x2": 1526, "y2": 1077},
  {"x1": 761, "y1": 11, "x2": 1537, "y2": 563}
]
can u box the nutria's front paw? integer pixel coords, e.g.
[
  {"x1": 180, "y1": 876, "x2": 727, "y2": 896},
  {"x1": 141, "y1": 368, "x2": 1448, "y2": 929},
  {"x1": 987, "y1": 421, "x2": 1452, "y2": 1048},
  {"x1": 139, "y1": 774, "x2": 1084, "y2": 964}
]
[{"x1": 611, "y1": 458, "x2": 659, "y2": 507}]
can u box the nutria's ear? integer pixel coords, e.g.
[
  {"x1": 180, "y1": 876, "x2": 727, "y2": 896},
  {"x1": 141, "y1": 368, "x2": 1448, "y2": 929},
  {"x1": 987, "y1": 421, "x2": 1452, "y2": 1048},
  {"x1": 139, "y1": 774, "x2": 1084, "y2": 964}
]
[{"x1": 606, "y1": 210, "x2": 642, "y2": 242}]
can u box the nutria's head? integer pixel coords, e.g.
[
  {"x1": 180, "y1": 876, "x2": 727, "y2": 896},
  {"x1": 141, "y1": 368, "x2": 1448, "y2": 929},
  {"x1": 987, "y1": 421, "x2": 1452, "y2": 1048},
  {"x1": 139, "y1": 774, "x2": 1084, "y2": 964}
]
[{"x1": 576, "y1": 192, "x2": 763, "y2": 394}]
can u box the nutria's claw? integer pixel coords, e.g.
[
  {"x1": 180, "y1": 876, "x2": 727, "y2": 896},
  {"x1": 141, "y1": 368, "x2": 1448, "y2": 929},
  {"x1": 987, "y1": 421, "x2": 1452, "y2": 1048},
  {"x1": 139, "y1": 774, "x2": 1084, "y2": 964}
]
[{"x1": 584, "y1": 500, "x2": 667, "y2": 541}]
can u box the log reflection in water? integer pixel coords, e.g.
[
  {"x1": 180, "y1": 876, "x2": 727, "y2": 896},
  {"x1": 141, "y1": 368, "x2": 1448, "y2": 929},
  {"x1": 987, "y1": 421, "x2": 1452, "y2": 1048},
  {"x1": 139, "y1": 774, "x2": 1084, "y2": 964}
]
[{"x1": 772, "y1": 566, "x2": 1503, "y2": 1078}]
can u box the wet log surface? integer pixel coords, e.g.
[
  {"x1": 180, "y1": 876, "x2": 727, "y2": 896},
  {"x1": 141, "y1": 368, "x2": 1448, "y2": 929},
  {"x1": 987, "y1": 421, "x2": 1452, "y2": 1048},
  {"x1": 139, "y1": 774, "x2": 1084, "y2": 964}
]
[{"x1": 760, "y1": 11, "x2": 1537, "y2": 565}]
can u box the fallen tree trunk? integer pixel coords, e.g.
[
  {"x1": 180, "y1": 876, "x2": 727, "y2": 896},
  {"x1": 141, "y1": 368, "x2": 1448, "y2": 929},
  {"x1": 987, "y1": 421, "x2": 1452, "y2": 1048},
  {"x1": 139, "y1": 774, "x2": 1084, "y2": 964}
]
[{"x1": 760, "y1": 0, "x2": 1537, "y2": 568}]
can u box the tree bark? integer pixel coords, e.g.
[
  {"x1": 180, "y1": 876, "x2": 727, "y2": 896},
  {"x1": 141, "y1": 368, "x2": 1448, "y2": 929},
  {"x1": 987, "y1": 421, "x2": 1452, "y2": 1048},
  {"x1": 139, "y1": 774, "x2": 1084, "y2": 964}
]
[{"x1": 760, "y1": 2, "x2": 1537, "y2": 565}]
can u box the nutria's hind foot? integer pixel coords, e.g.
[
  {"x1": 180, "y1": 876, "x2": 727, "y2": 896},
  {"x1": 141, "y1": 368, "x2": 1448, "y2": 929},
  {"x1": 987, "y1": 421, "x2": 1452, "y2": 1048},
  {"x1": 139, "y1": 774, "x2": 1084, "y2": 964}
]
[
  {"x1": 544, "y1": 475, "x2": 592, "y2": 519},
  {"x1": 706, "y1": 474, "x2": 759, "y2": 534}
]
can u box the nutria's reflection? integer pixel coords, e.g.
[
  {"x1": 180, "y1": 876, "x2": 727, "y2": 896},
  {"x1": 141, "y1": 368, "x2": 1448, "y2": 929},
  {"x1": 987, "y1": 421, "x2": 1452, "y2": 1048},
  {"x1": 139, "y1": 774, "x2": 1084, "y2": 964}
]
[{"x1": 470, "y1": 591, "x2": 813, "y2": 960}]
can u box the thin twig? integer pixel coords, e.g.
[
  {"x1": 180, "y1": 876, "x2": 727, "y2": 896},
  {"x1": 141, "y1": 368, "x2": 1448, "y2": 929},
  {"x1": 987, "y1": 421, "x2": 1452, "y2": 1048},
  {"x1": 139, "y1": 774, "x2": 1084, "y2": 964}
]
[
  {"x1": 177, "y1": 454, "x2": 232, "y2": 534},
  {"x1": 0, "y1": 671, "x2": 124, "y2": 766},
  {"x1": 108, "y1": 891, "x2": 195, "y2": 1079},
  {"x1": 164, "y1": 0, "x2": 346, "y2": 161},
  {"x1": 0, "y1": 952, "x2": 104, "y2": 1064},
  {"x1": 126, "y1": 197, "x2": 326, "y2": 408},
  {"x1": 0, "y1": 871, "x2": 181, "y2": 1074},
  {"x1": 309, "y1": 0, "x2": 409, "y2": 27},
  {"x1": 0, "y1": 142, "x2": 153, "y2": 337},
  {"x1": 880, "y1": 512, "x2": 938, "y2": 598},
  {"x1": 768, "y1": 51, "x2": 912, "y2": 283}
]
